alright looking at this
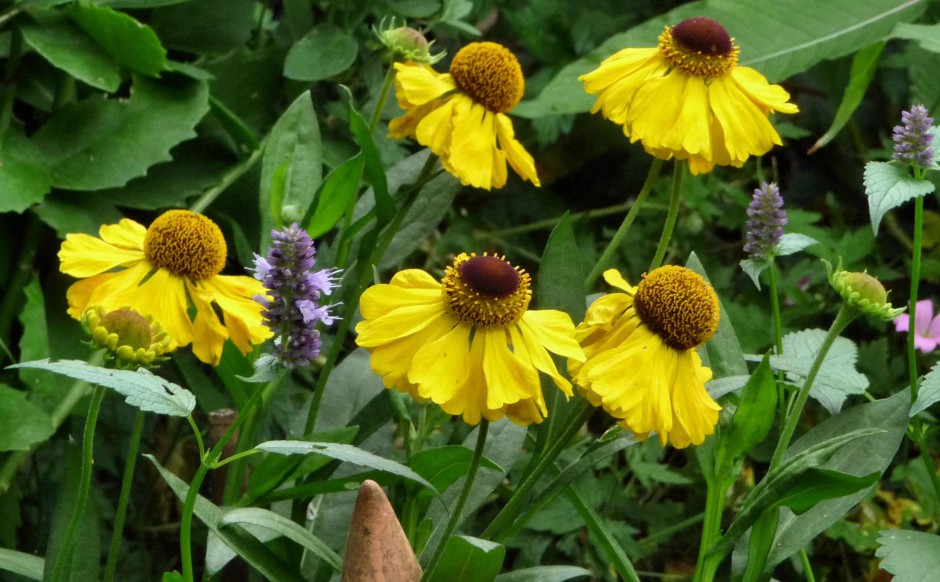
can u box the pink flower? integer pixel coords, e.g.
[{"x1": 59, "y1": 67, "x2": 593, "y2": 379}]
[{"x1": 895, "y1": 299, "x2": 940, "y2": 353}]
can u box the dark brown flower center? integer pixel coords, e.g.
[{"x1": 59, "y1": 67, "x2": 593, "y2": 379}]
[
  {"x1": 659, "y1": 17, "x2": 739, "y2": 79},
  {"x1": 442, "y1": 253, "x2": 531, "y2": 327},
  {"x1": 672, "y1": 17, "x2": 733, "y2": 57}
]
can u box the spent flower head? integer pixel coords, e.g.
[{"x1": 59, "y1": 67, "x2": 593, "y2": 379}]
[
  {"x1": 82, "y1": 306, "x2": 173, "y2": 369},
  {"x1": 892, "y1": 104, "x2": 936, "y2": 170},
  {"x1": 252, "y1": 224, "x2": 340, "y2": 368},
  {"x1": 825, "y1": 259, "x2": 904, "y2": 322},
  {"x1": 744, "y1": 182, "x2": 787, "y2": 260}
]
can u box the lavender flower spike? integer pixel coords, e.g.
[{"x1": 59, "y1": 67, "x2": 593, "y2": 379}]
[
  {"x1": 251, "y1": 224, "x2": 340, "y2": 368},
  {"x1": 893, "y1": 104, "x2": 935, "y2": 170},
  {"x1": 744, "y1": 182, "x2": 787, "y2": 260}
]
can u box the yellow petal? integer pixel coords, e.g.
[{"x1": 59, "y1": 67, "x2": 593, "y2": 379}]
[
  {"x1": 410, "y1": 322, "x2": 472, "y2": 402},
  {"x1": 438, "y1": 334, "x2": 489, "y2": 425},
  {"x1": 389, "y1": 99, "x2": 441, "y2": 139},
  {"x1": 511, "y1": 323, "x2": 571, "y2": 397},
  {"x1": 65, "y1": 265, "x2": 148, "y2": 319},
  {"x1": 415, "y1": 98, "x2": 458, "y2": 157},
  {"x1": 356, "y1": 301, "x2": 447, "y2": 347},
  {"x1": 447, "y1": 99, "x2": 500, "y2": 190},
  {"x1": 393, "y1": 63, "x2": 457, "y2": 106},
  {"x1": 602, "y1": 269, "x2": 635, "y2": 293},
  {"x1": 199, "y1": 275, "x2": 272, "y2": 348},
  {"x1": 368, "y1": 315, "x2": 456, "y2": 396},
  {"x1": 709, "y1": 77, "x2": 780, "y2": 163},
  {"x1": 731, "y1": 67, "x2": 799, "y2": 115},
  {"x1": 390, "y1": 269, "x2": 441, "y2": 289},
  {"x1": 189, "y1": 289, "x2": 229, "y2": 365},
  {"x1": 495, "y1": 113, "x2": 541, "y2": 187},
  {"x1": 519, "y1": 310, "x2": 584, "y2": 361},
  {"x1": 481, "y1": 327, "x2": 537, "y2": 409},
  {"x1": 59, "y1": 234, "x2": 146, "y2": 278},
  {"x1": 359, "y1": 274, "x2": 441, "y2": 320},
  {"x1": 99, "y1": 219, "x2": 147, "y2": 249}
]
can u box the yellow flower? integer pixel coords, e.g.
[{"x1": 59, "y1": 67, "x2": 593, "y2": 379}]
[
  {"x1": 355, "y1": 253, "x2": 584, "y2": 425},
  {"x1": 388, "y1": 42, "x2": 540, "y2": 190},
  {"x1": 59, "y1": 210, "x2": 272, "y2": 366},
  {"x1": 570, "y1": 267, "x2": 722, "y2": 448},
  {"x1": 82, "y1": 306, "x2": 174, "y2": 368},
  {"x1": 580, "y1": 17, "x2": 798, "y2": 175}
]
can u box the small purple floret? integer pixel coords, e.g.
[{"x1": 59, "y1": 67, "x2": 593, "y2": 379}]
[
  {"x1": 744, "y1": 182, "x2": 787, "y2": 260},
  {"x1": 892, "y1": 104, "x2": 935, "y2": 170}
]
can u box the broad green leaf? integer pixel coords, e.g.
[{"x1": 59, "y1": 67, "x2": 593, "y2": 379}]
[
  {"x1": 495, "y1": 566, "x2": 590, "y2": 582},
  {"x1": 755, "y1": 329, "x2": 868, "y2": 414},
  {"x1": 383, "y1": 0, "x2": 441, "y2": 18},
  {"x1": 719, "y1": 354, "x2": 777, "y2": 465},
  {"x1": 864, "y1": 161, "x2": 936, "y2": 234},
  {"x1": 20, "y1": 13, "x2": 121, "y2": 92},
  {"x1": 706, "y1": 375, "x2": 750, "y2": 400},
  {"x1": 32, "y1": 76, "x2": 209, "y2": 190},
  {"x1": 766, "y1": 389, "x2": 910, "y2": 569},
  {"x1": 409, "y1": 446, "x2": 503, "y2": 495},
  {"x1": 259, "y1": 91, "x2": 322, "y2": 246},
  {"x1": 347, "y1": 94, "x2": 393, "y2": 224},
  {"x1": 0, "y1": 547, "x2": 43, "y2": 580},
  {"x1": 776, "y1": 233, "x2": 819, "y2": 256},
  {"x1": 809, "y1": 43, "x2": 884, "y2": 153},
  {"x1": 16, "y1": 275, "x2": 54, "y2": 397},
  {"x1": 33, "y1": 191, "x2": 123, "y2": 237},
  {"x1": 875, "y1": 529, "x2": 940, "y2": 581},
  {"x1": 427, "y1": 536, "x2": 505, "y2": 582},
  {"x1": 145, "y1": 455, "x2": 305, "y2": 581},
  {"x1": 379, "y1": 170, "x2": 460, "y2": 269},
  {"x1": 775, "y1": 468, "x2": 879, "y2": 514},
  {"x1": 687, "y1": 252, "x2": 748, "y2": 378},
  {"x1": 255, "y1": 441, "x2": 435, "y2": 490},
  {"x1": 8, "y1": 359, "x2": 196, "y2": 417},
  {"x1": 150, "y1": 0, "x2": 254, "y2": 54},
  {"x1": 514, "y1": 0, "x2": 927, "y2": 119},
  {"x1": 739, "y1": 257, "x2": 770, "y2": 290},
  {"x1": 66, "y1": 3, "x2": 166, "y2": 76},
  {"x1": 218, "y1": 507, "x2": 341, "y2": 572},
  {"x1": 284, "y1": 24, "x2": 358, "y2": 81},
  {"x1": 0, "y1": 385, "x2": 54, "y2": 452},
  {"x1": 890, "y1": 22, "x2": 940, "y2": 53},
  {"x1": 306, "y1": 154, "x2": 365, "y2": 238},
  {"x1": 912, "y1": 359, "x2": 940, "y2": 416},
  {"x1": 0, "y1": 131, "x2": 52, "y2": 213}
]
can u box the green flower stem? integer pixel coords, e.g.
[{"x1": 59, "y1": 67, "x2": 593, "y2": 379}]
[
  {"x1": 649, "y1": 160, "x2": 685, "y2": 271},
  {"x1": 799, "y1": 547, "x2": 817, "y2": 582},
  {"x1": 481, "y1": 400, "x2": 593, "y2": 541},
  {"x1": 187, "y1": 414, "x2": 206, "y2": 461},
  {"x1": 693, "y1": 472, "x2": 730, "y2": 582},
  {"x1": 103, "y1": 409, "x2": 145, "y2": 582},
  {"x1": 51, "y1": 385, "x2": 106, "y2": 582},
  {"x1": 188, "y1": 135, "x2": 267, "y2": 214},
  {"x1": 421, "y1": 420, "x2": 489, "y2": 581},
  {"x1": 907, "y1": 195, "x2": 924, "y2": 402},
  {"x1": 584, "y1": 158, "x2": 663, "y2": 289},
  {"x1": 912, "y1": 425, "x2": 940, "y2": 514},
  {"x1": 769, "y1": 304, "x2": 858, "y2": 471},
  {"x1": 369, "y1": 63, "x2": 397, "y2": 131},
  {"x1": 179, "y1": 370, "x2": 286, "y2": 582},
  {"x1": 767, "y1": 261, "x2": 787, "y2": 426}
]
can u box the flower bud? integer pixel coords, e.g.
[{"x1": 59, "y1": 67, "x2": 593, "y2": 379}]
[
  {"x1": 825, "y1": 259, "x2": 904, "y2": 321},
  {"x1": 82, "y1": 306, "x2": 173, "y2": 368}
]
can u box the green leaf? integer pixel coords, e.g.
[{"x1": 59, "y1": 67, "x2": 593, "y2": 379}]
[
  {"x1": 890, "y1": 22, "x2": 940, "y2": 53},
  {"x1": 739, "y1": 257, "x2": 770, "y2": 290},
  {"x1": 766, "y1": 389, "x2": 911, "y2": 569},
  {"x1": 66, "y1": 3, "x2": 166, "y2": 76},
  {"x1": 145, "y1": 455, "x2": 305, "y2": 582},
  {"x1": 260, "y1": 91, "x2": 322, "y2": 245},
  {"x1": 706, "y1": 375, "x2": 750, "y2": 400},
  {"x1": 306, "y1": 154, "x2": 365, "y2": 238},
  {"x1": 150, "y1": 0, "x2": 255, "y2": 54},
  {"x1": 912, "y1": 359, "x2": 940, "y2": 416},
  {"x1": 864, "y1": 161, "x2": 936, "y2": 234},
  {"x1": 347, "y1": 93, "x2": 393, "y2": 224},
  {"x1": 0, "y1": 547, "x2": 44, "y2": 580},
  {"x1": 494, "y1": 566, "x2": 590, "y2": 582},
  {"x1": 563, "y1": 486, "x2": 640, "y2": 582},
  {"x1": 876, "y1": 529, "x2": 940, "y2": 581},
  {"x1": 218, "y1": 507, "x2": 341, "y2": 572},
  {"x1": 255, "y1": 441, "x2": 435, "y2": 491},
  {"x1": 687, "y1": 252, "x2": 748, "y2": 378},
  {"x1": 379, "y1": 170, "x2": 460, "y2": 269},
  {"x1": 284, "y1": 24, "x2": 358, "y2": 82},
  {"x1": 514, "y1": 0, "x2": 927, "y2": 119},
  {"x1": 427, "y1": 536, "x2": 505, "y2": 582},
  {"x1": 16, "y1": 275, "x2": 55, "y2": 397},
  {"x1": 20, "y1": 13, "x2": 121, "y2": 92},
  {"x1": 32, "y1": 76, "x2": 210, "y2": 190},
  {"x1": 760, "y1": 329, "x2": 869, "y2": 414},
  {"x1": 776, "y1": 233, "x2": 819, "y2": 256},
  {"x1": 809, "y1": 42, "x2": 884, "y2": 153},
  {"x1": 44, "y1": 443, "x2": 99, "y2": 582},
  {"x1": 0, "y1": 131, "x2": 52, "y2": 213},
  {"x1": 776, "y1": 468, "x2": 879, "y2": 514},
  {"x1": 719, "y1": 354, "x2": 777, "y2": 465},
  {"x1": 409, "y1": 446, "x2": 503, "y2": 495},
  {"x1": 7, "y1": 360, "x2": 196, "y2": 417},
  {"x1": 0, "y1": 385, "x2": 54, "y2": 452}
]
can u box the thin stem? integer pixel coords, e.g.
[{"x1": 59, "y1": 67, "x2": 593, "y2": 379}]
[
  {"x1": 188, "y1": 137, "x2": 266, "y2": 214},
  {"x1": 799, "y1": 548, "x2": 817, "y2": 582},
  {"x1": 103, "y1": 410, "x2": 145, "y2": 582},
  {"x1": 767, "y1": 260, "x2": 787, "y2": 426},
  {"x1": 693, "y1": 474, "x2": 729, "y2": 582},
  {"x1": 907, "y1": 195, "x2": 924, "y2": 402},
  {"x1": 564, "y1": 486, "x2": 641, "y2": 582},
  {"x1": 187, "y1": 415, "x2": 206, "y2": 461},
  {"x1": 649, "y1": 160, "x2": 684, "y2": 271},
  {"x1": 584, "y1": 158, "x2": 663, "y2": 289},
  {"x1": 913, "y1": 425, "x2": 940, "y2": 514},
  {"x1": 769, "y1": 304, "x2": 858, "y2": 471},
  {"x1": 369, "y1": 63, "x2": 397, "y2": 131},
  {"x1": 421, "y1": 421, "x2": 489, "y2": 581},
  {"x1": 52, "y1": 386, "x2": 106, "y2": 582},
  {"x1": 481, "y1": 401, "x2": 593, "y2": 541}
]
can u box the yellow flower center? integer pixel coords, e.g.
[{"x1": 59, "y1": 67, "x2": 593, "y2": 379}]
[
  {"x1": 659, "y1": 17, "x2": 739, "y2": 79},
  {"x1": 100, "y1": 308, "x2": 153, "y2": 350},
  {"x1": 442, "y1": 253, "x2": 531, "y2": 327},
  {"x1": 143, "y1": 210, "x2": 227, "y2": 280},
  {"x1": 449, "y1": 42, "x2": 525, "y2": 114},
  {"x1": 633, "y1": 265, "x2": 720, "y2": 350}
]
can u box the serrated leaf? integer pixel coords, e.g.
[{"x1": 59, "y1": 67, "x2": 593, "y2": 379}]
[
  {"x1": 428, "y1": 536, "x2": 505, "y2": 582},
  {"x1": 0, "y1": 547, "x2": 44, "y2": 580},
  {"x1": 66, "y1": 3, "x2": 166, "y2": 76},
  {"x1": 809, "y1": 42, "x2": 884, "y2": 153},
  {"x1": 740, "y1": 257, "x2": 770, "y2": 290},
  {"x1": 32, "y1": 76, "x2": 209, "y2": 190},
  {"x1": 218, "y1": 507, "x2": 341, "y2": 572},
  {"x1": 284, "y1": 24, "x2": 358, "y2": 81},
  {"x1": 864, "y1": 161, "x2": 936, "y2": 234},
  {"x1": 7, "y1": 359, "x2": 196, "y2": 417},
  {"x1": 255, "y1": 441, "x2": 435, "y2": 491},
  {"x1": 20, "y1": 13, "x2": 121, "y2": 92},
  {"x1": 494, "y1": 566, "x2": 590, "y2": 582},
  {"x1": 514, "y1": 0, "x2": 927, "y2": 119},
  {"x1": 875, "y1": 529, "x2": 940, "y2": 581},
  {"x1": 0, "y1": 385, "x2": 54, "y2": 452},
  {"x1": 912, "y1": 359, "x2": 940, "y2": 416},
  {"x1": 758, "y1": 329, "x2": 869, "y2": 414},
  {"x1": 776, "y1": 233, "x2": 819, "y2": 256}
]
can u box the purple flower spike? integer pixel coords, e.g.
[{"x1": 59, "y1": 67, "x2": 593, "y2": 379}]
[
  {"x1": 744, "y1": 182, "x2": 787, "y2": 260},
  {"x1": 893, "y1": 104, "x2": 935, "y2": 170},
  {"x1": 251, "y1": 224, "x2": 340, "y2": 368}
]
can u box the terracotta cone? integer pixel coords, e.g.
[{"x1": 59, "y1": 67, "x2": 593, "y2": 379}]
[{"x1": 341, "y1": 479, "x2": 423, "y2": 582}]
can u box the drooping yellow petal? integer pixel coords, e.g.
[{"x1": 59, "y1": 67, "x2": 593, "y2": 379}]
[
  {"x1": 495, "y1": 113, "x2": 540, "y2": 187},
  {"x1": 731, "y1": 66, "x2": 799, "y2": 115},
  {"x1": 437, "y1": 334, "x2": 488, "y2": 425},
  {"x1": 481, "y1": 326, "x2": 537, "y2": 409},
  {"x1": 414, "y1": 98, "x2": 459, "y2": 157},
  {"x1": 65, "y1": 264, "x2": 148, "y2": 318},
  {"x1": 189, "y1": 289, "x2": 229, "y2": 365},
  {"x1": 99, "y1": 219, "x2": 147, "y2": 250},
  {"x1": 368, "y1": 315, "x2": 457, "y2": 395},
  {"x1": 519, "y1": 310, "x2": 584, "y2": 361},
  {"x1": 58, "y1": 234, "x2": 146, "y2": 278},
  {"x1": 447, "y1": 99, "x2": 500, "y2": 189},
  {"x1": 410, "y1": 322, "x2": 472, "y2": 403},
  {"x1": 709, "y1": 77, "x2": 780, "y2": 164},
  {"x1": 199, "y1": 275, "x2": 273, "y2": 350},
  {"x1": 388, "y1": 99, "x2": 441, "y2": 139},
  {"x1": 510, "y1": 323, "x2": 571, "y2": 397},
  {"x1": 393, "y1": 63, "x2": 457, "y2": 107}
]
